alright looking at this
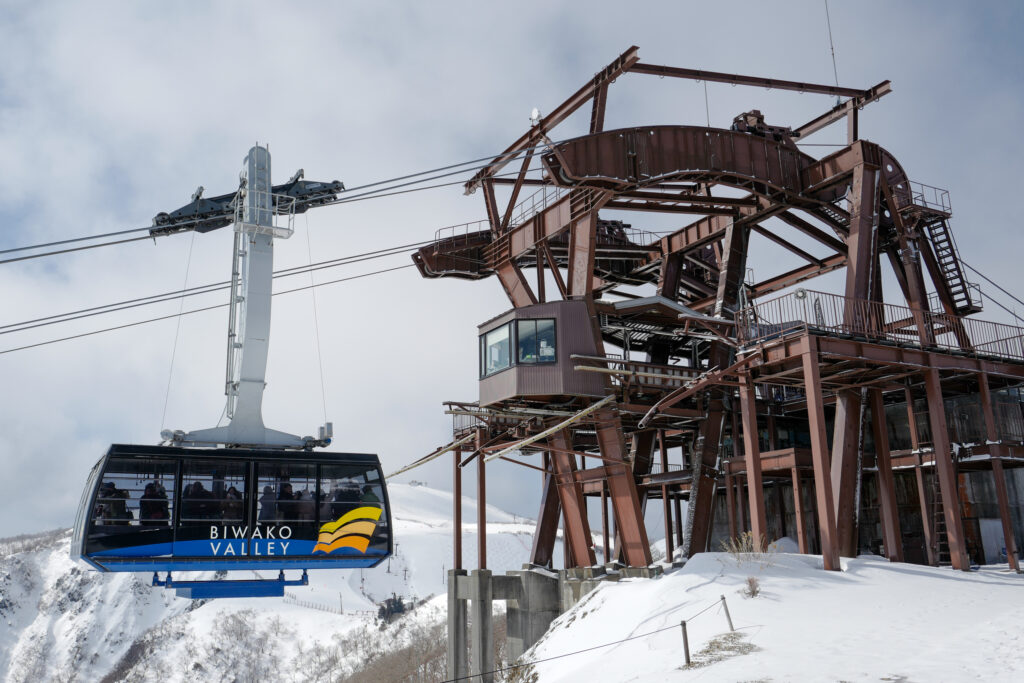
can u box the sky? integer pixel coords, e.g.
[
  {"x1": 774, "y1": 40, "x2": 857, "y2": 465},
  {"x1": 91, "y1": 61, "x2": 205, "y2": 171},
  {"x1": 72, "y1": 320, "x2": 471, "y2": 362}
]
[{"x1": 1, "y1": 0, "x2": 1023, "y2": 538}]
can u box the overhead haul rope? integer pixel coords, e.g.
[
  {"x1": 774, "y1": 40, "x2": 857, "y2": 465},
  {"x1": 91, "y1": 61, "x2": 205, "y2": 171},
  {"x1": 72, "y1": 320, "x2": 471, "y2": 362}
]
[
  {"x1": 824, "y1": 0, "x2": 841, "y2": 105},
  {"x1": 0, "y1": 138, "x2": 565, "y2": 263},
  {"x1": 0, "y1": 240, "x2": 437, "y2": 336},
  {"x1": 304, "y1": 213, "x2": 330, "y2": 425},
  {"x1": 160, "y1": 231, "x2": 197, "y2": 431},
  {"x1": 0, "y1": 263, "x2": 416, "y2": 355}
]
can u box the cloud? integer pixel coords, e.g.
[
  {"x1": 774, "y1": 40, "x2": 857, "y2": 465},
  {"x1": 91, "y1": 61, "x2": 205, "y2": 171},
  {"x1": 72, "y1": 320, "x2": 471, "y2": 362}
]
[{"x1": 1, "y1": 1, "x2": 1023, "y2": 539}]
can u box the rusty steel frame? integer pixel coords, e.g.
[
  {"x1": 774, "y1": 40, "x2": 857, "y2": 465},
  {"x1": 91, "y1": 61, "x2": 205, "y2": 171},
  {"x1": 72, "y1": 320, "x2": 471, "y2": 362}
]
[{"x1": 416, "y1": 46, "x2": 1024, "y2": 575}]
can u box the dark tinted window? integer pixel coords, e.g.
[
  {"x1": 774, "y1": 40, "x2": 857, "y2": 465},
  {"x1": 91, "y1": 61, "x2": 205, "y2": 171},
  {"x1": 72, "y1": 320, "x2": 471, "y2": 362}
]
[
  {"x1": 256, "y1": 462, "x2": 317, "y2": 526},
  {"x1": 319, "y1": 463, "x2": 385, "y2": 523},
  {"x1": 180, "y1": 460, "x2": 247, "y2": 525},
  {"x1": 517, "y1": 319, "x2": 556, "y2": 364},
  {"x1": 93, "y1": 457, "x2": 176, "y2": 530}
]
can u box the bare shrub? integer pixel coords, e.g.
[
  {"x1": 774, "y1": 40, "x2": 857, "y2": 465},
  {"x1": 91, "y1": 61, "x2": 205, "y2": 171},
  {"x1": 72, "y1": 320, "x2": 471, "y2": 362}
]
[
  {"x1": 743, "y1": 576, "x2": 761, "y2": 598},
  {"x1": 719, "y1": 531, "x2": 776, "y2": 568}
]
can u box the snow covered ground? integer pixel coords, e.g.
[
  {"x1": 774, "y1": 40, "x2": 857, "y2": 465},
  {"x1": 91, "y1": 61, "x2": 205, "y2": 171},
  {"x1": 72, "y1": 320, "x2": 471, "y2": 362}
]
[
  {"x1": 4, "y1": 482, "x2": 1023, "y2": 682},
  {"x1": 528, "y1": 548, "x2": 1024, "y2": 682},
  {"x1": 0, "y1": 483, "x2": 556, "y2": 682}
]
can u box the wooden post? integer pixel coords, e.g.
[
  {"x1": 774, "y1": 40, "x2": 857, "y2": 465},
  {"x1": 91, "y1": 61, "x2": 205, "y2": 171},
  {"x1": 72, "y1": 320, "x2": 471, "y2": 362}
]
[
  {"x1": 868, "y1": 389, "x2": 903, "y2": 562},
  {"x1": 680, "y1": 621, "x2": 691, "y2": 666},
  {"x1": 802, "y1": 338, "x2": 841, "y2": 570},
  {"x1": 720, "y1": 594, "x2": 735, "y2": 631}
]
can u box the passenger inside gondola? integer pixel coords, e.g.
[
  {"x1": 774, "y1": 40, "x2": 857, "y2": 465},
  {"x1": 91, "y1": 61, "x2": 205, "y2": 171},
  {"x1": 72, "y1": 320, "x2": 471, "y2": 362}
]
[
  {"x1": 222, "y1": 486, "x2": 243, "y2": 523},
  {"x1": 140, "y1": 481, "x2": 170, "y2": 526},
  {"x1": 258, "y1": 485, "x2": 277, "y2": 522},
  {"x1": 97, "y1": 481, "x2": 134, "y2": 525},
  {"x1": 329, "y1": 480, "x2": 362, "y2": 518}
]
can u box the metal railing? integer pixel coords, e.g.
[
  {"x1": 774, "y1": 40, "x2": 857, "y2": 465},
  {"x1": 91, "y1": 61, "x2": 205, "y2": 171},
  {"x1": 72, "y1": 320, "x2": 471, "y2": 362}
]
[
  {"x1": 432, "y1": 219, "x2": 491, "y2": 252},
  {"x1": 506, "y1": 184, "x2": 568, "y2": 229},
  {"x1": 735, "y1": 288, "x2": 1024, "y2": 362},
  {"x1": 233, "y1": 191, "x2": 296, "y2": 239},
  {"x1": 891, "y1": 180, "x2": 951, "y2": 215}
]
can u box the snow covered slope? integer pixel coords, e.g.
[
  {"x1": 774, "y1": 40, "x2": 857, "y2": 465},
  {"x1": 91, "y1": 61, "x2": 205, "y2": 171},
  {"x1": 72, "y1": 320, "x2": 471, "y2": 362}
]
[
  {"x1": 527, "y1": 551, "x2": 1024, "y2": 682},
  {"x1": 0, "y1": 483, "x2": 552, "y2": 682}
]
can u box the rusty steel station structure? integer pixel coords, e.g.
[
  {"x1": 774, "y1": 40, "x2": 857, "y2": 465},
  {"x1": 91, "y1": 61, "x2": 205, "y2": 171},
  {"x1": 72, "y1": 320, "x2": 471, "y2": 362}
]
[{"x1": 409, "y1": 46, "x2": 1024, "y2": 576}]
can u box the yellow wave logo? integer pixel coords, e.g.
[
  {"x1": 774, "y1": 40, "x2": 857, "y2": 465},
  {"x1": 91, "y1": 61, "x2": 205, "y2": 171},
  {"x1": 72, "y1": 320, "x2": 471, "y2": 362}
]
[{"x1": 312, "y1": 506, "x2": 383, "y2": 554}]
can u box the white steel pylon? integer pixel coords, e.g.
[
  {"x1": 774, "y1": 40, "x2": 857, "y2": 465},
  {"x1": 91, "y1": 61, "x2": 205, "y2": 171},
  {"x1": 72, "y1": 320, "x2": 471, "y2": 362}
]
[{"x1": 161, "y1": 145, "x2": 330, "y2": 449}]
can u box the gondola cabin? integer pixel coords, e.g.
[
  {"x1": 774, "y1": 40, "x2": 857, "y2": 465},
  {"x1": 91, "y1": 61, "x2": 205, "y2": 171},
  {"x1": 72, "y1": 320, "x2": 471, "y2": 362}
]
[{"x1": 72, "y1": 445, "x2": 392, "y2": 577}]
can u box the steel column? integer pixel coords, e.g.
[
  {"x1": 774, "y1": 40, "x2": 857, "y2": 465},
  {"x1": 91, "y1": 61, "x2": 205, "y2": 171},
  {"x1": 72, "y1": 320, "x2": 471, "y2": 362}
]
[
  {"x1": 548, "y1": 430, "x2": 597, "y2": 566},
  {"x1": 454, "y1": 447, "x2": 463, "y2": 570},
  {"x1": 725, "y1": 473, "x2": 737, "y2": 540},
  {"x1": 738, "y1": 373, "x2": 768, "y2": 543},
  {"x1": 802, "y1": 338, "x2": 841, "y2": 570},
  {"x1": 914, "y1": 462, "x2": 937, "y2": 566},
  {"x1": 868, "y1": 389, "x2": 903, "y2": 562},
  {"x1": 791, "y1": 467, "x2": 808, "y2": 554},
  {"x1": 530, "y1": 453, "x2": 560, "y2": 567},
  {"x1": 923, "y1": 368, "x2": 969, "y2": 571},
  {"x1": 831, "y1": 389, "x2": 863, "y2": 558},
  {"x1": 979, "y1": 372, "x2": 1020, "y2": 571},
  {"x1": 476, "y1": 429, "x2": 487, "y2": 569}
]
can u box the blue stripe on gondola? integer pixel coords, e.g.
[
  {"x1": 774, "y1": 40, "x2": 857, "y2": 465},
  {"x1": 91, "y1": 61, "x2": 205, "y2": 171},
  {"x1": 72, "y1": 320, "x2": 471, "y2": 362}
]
[{"x1": 89, "y1": 556, "x2": 385, "y2": 572}]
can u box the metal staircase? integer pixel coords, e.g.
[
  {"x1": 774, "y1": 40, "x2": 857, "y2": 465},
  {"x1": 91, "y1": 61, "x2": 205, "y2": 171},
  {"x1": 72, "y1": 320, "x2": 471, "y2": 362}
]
[{"x1": 923, "y1": 217, "x2": 981, "y2": 315}]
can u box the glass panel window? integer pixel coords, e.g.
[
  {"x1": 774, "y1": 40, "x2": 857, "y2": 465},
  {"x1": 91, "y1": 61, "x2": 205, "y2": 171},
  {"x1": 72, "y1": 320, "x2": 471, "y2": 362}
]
[
  {"x1": 256, "y1": 462, "x2": 317, "y2": 526},
  {"x1": 319, "y1": 463, "x2": 389, "y2": 555},
  {"x1": 482, "y1": 322, "x2": 512, "y2": 376},
  {"x1": 180, "y1": 460, "x2": 247, "y2": 525},
  {"x1": 93, "y1": 457, "x2": 177, "y2": 530},
  {"x1": 517, "y1": 318, "x2": 556, "y2": 364},
  {"x1": 537, "y1": 319, "x2": 556, "y2": 361},
  {"x1": 518, "y1": 320, "x2": 538, "y2": 363}
]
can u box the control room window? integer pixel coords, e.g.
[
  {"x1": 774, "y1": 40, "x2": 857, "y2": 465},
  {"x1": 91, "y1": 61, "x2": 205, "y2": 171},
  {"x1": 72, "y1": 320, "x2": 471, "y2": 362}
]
[
  {"x1": 481, "y1": 322, "x2": 512, "y2": 377},
  {"x1": 517, "y1": 319, "x2": 556, "y2": 364}
]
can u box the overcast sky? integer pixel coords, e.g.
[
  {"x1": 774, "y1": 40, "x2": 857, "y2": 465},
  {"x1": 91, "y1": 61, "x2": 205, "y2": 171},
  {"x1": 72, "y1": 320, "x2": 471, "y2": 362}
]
[{"x1": 1, "y1": 1, "x2": 1022, "y2": 539}]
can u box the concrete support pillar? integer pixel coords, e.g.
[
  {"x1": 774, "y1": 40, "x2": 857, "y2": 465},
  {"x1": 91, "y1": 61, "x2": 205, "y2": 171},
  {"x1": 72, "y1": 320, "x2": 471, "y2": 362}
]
[
  {"x1": 469, "y1": 569, "x2": 494, "y2": 683},
  {"x1": 447, "y1": 569, "x2": 468, "y2": 682},
  {"x1": 505, "y1": 570, "x2": 560, "y2": 662},
  {"x1": 869, "y1": 389, "x2": 903, "y2": 562}
]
